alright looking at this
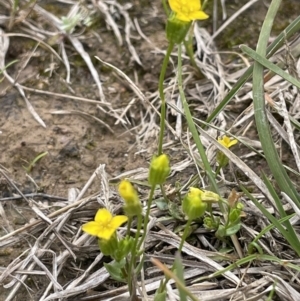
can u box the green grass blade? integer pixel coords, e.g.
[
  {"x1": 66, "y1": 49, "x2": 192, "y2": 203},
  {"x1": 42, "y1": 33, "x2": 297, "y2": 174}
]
[
  {"x1": 201, "y1": 253, "x2": 300, "y2": 281},
  {"x1": 205, "y1": 14, "x2": 300, "y2": 125},
  {"x1": 240, "y1": 44, "x2": 300, "y2": 88},
  {"x1": 252, "y1": 0, "x2": 300, "y2": 208},
  {"x1": 177, "y1": 45, "x2": 223, "y2": 212},
  {"x1": 250, "y1": 213, "x2": 295, "y2": 248},
  {"x1": 241, "y1": 185, "x2": 300, "y2": 256},
  {"x1": 174, "y1": 253, "x2": 187, "y2": 301}
]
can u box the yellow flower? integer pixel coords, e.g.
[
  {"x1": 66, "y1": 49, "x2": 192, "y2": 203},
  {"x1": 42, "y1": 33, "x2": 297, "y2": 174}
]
[
  {"x1": 82, "y1": 208, "x2": 128, "y2": 240},
  {"x1": 218, "y1": 136, "x2": 238, "y2": 149},
  {"x1": 169, "y1": 0, "x2": 209, "y2": 22}
]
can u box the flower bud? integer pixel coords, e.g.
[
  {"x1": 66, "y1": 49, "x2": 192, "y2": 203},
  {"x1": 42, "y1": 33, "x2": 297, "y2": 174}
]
[
  {"x1": 98, "y1": 234, "x2": 118, "y2": 256},
  {"x1": 118, "y1": 180, "x2": 142, "y2": 216},
  {"x1": 182, "y1": 187, "x2": 207, "y2": 220},
  {"x1": 166, "y1": 12, "x2": 191, "y2": 44},
  {"x1": 204, "y1": 216, "x2": 220, "y2": 230},
  {"x1": 200, "y1": 190, "x2": 220, "y2": 203},
  {"x1": 148, "y1": 154, "x2": 170, "y2": 186}
]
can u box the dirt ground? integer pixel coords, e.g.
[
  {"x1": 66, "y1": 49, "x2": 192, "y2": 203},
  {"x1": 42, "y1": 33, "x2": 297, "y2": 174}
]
[{"x1": 0, "y1": 0, "x2": 300, "y2": 300}]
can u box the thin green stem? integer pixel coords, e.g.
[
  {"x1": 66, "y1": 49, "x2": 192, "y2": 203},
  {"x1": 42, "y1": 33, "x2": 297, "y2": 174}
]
[
  {"x1": 183, "y1": 31, "x2": 204, "y2": 78},
  {"x1": 161, "y1": 0, "x2": 170, "y2": 15},
  {"x1": 127, "y1": 214, "x2": 143, "y2": 295},
  {"x1": 158, "y1": 218, "x2": 192, "y2": 294},
  {"x1": 158, "y1": 42, "x2": 174, "y2": 155},
  {"x1": 126, "y1": 217, "x2": 132, "y2": 237},
  {"x1": 178, "y1": 219, "x2": 192, "y2": 252},
  {"x1": 137, "y1": 185, "x2": 156, "y2": 251},
  {"x1": 177, "y1": 44, "x2": 224, "y2": 213}
]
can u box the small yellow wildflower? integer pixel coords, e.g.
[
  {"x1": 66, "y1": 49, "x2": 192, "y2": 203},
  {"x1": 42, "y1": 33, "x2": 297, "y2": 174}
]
[
  {"x1": 169, "y1": 0, "x2": 209, "y2": 22},
  {"x1": 218, "y1": 136, "x2": 238, "y2": 149},
  {"x1": 82, "y1": 208, "x2": 128, "y2": 240}
]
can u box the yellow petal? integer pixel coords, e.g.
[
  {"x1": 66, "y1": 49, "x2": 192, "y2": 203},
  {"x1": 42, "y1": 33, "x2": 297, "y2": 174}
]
[
  {"x1": 98, "y1": 227, "x2": 116, "y2": 240},
  {"x1": 111, "y1": 215, "x2": 128, "y2": 229},
  {"x1": 82, "y1": 221, "x2": 101, "y2": 236},
  {"x1": 188, "y1": 10, "x2": 209, "y2": 20},
  {"x1": 227, "y1": 139, "x2": 238, "y2": 148},
  {"x1": 169, "y1": 0, "x2": 182, "y2": 14},
  {"x1": 95, "y1": 208, "x2": 112, "y2": 224}
]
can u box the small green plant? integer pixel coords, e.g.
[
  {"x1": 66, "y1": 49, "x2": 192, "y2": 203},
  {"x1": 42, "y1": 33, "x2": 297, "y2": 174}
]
[
  {"x1": 22, "y1": 151, "x2": 48, "y2": 173},
  {"x1": 82, "y1": 0, "x2": 300, "y2": 299}
]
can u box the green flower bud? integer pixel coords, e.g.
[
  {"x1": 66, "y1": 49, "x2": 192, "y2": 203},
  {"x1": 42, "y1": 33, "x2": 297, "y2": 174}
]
[
  {"x1": 166, "y1": 12, "x2": 191, "y2": 44},
  {"x1": 182, "y1": 187, "x2": 207, "y2": 220},
  {"x1": 203, "y1": 216, "x2": 219, "y2": 230},
  {"x1": 98, "y1": 234, "x2": 118, "y2": 257},
  {"x1": 148, "y1": 154, "x2": 170, "y2": 186},
  {"x1": 114, "y1": 236, "x2": 134, "y2": 262},
  {"x1": 118, "y1": 180, "x2": 142, "y2": 217}
]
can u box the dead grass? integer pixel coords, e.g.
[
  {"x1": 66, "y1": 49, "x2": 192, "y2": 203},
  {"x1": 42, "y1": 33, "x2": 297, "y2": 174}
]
[{"x1": 0, "y1": 0, "x2": 300, "y2": 300}]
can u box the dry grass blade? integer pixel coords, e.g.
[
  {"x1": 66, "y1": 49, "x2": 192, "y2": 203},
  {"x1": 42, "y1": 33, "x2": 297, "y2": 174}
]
[
  {"x1": 1, "y1": 1, "x2": 300, "y2": 300},
  {"x1": 50, "y1": 109, "x2": 114, "y2": 133},
  {"x1": 264, "y1": 272, "x2": 300, "y2": 301},
  {"x1": 96, "y1": 0, "x2": 123, "y2": 46},
  {"x1": 197, "y1": 127, "x2": 277, "y2": 206},
  {"x1": 31, "y1": 3, "x2": 105, "y2": 102},
  {"x1": 149, "y1": 231, "x2": 243, "y2": 286},
  {"x1": 210, "y1": 0, "x2": 260, "y2": 42},
  {"x1": 0, "y1": 29, "x2": 46, "y2": 127},
  {"x1": 95, "y1": 56, "x2": 146, "y2": 102},
  {"x1": 277, "y1": 92, "x2": 300, "y2": 172}
]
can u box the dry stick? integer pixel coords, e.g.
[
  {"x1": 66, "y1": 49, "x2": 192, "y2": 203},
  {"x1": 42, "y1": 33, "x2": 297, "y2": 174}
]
[{"x1": 20, "y1": 85, "x2": 110, "y2": 105}]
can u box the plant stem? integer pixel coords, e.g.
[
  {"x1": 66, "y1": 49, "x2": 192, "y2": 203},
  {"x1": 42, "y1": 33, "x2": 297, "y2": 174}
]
[
  {"x1": 157, "y1": 42, "x2": 174, "y2": 155},
  {"x1": 137, "y1": 185, "x2": 156, "y2": 251}
]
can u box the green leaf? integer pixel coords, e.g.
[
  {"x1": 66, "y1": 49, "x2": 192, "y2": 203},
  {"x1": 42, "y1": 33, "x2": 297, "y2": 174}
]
[
  {"x1": 206, "y1": 15, "x2": 300, "y2": 125},
  {"x1": 225, "y1": 224, "x2": 241, "y2": 236},
  {"x1": 114, "y1": 236, "x2": 134, "y2": 262},
  {"x1": 155, "y1": 198, "x2": 169, "y2": 211},
  {"x1": 240, "y1": 44, "x2": 300, "y2": 89},
  {"x1": 174, "y1": 253, "x2": 187, "y2": 301},
  {"x1": 154, "y1": 292, "x2": 167, "y2": 301},
  {"x1": 104, "y1": 259, "x2": 127, "y2": 283},
  {"x1": 168, "y1": 202, "x2": 184, "y2": 220}
]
